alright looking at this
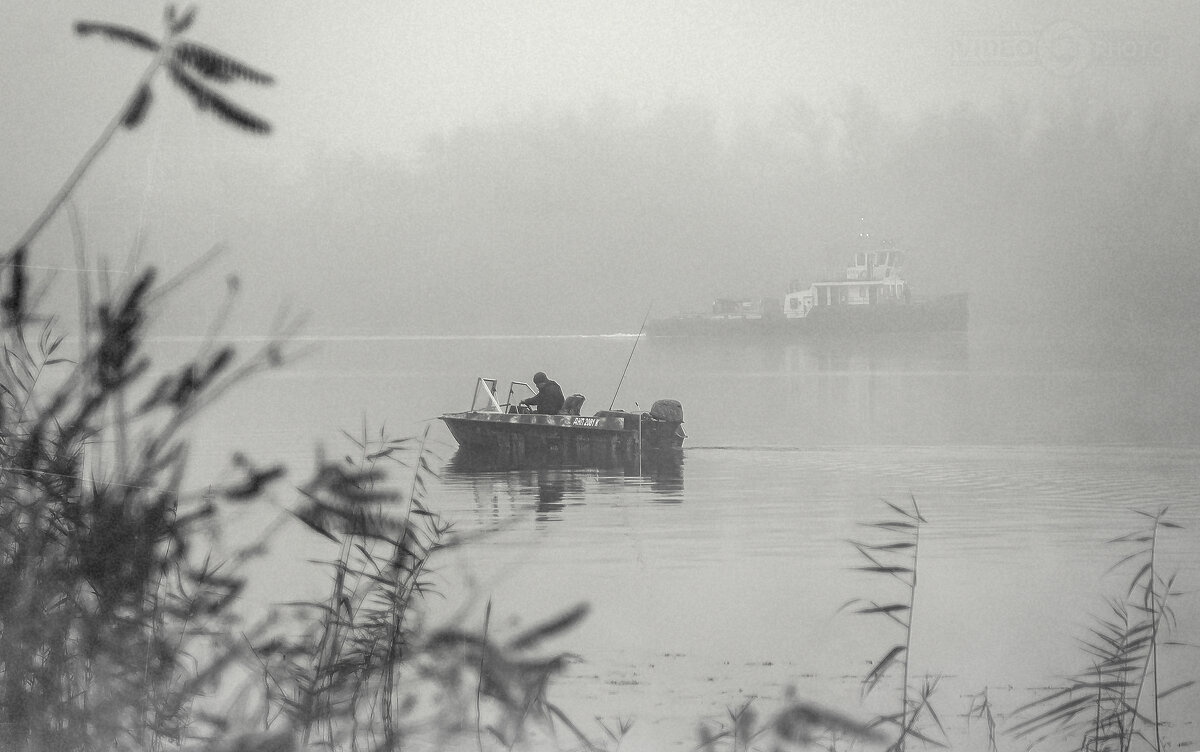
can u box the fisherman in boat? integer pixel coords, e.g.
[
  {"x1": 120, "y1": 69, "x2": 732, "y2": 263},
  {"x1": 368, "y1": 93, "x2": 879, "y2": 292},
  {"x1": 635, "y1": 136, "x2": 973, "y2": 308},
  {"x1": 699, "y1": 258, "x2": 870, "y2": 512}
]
[{"x1": 519, "y1": 372, "x2": 565, "y2": 414}]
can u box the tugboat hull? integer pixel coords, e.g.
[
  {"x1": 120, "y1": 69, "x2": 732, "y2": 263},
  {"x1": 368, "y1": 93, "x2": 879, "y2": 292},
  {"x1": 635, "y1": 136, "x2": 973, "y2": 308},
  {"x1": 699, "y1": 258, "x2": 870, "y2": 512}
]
[{"x1": 648, "y1": 294, "x2": 968, "y2": 337}]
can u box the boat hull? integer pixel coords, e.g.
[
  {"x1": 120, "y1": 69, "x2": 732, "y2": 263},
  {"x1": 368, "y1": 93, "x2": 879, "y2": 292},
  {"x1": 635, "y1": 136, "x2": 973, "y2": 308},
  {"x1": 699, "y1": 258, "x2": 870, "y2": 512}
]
[
  {"x1": 440, "y1": 410, "x2": 684, "y2": 464},
  {"x1": 647, "y1": 294, "x2": 968, "y2": 337}
]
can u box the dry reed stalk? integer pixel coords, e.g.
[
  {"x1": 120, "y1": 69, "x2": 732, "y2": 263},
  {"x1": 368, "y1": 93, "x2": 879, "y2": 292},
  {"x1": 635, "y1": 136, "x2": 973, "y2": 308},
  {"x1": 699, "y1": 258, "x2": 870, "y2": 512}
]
[{"x1": 841, "y1": 495, "x2": 945, "y2": 752}]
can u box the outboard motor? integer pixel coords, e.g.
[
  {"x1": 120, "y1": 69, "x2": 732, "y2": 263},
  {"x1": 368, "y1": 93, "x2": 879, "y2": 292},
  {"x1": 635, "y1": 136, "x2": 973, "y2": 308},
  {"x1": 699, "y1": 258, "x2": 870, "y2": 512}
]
[
  {"x1": 644, "y1": 399, "x2": 686, "y2": 449},
  {"x1": 649, "y1": 399, "x2": 683, "y2": 423}
]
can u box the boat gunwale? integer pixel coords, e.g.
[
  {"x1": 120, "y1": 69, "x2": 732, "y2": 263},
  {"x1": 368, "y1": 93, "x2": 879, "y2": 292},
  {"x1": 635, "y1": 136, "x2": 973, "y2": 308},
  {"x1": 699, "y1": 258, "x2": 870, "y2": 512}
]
[{"x1": 440, "y1": 410, "x2": 641, "y2": 433}]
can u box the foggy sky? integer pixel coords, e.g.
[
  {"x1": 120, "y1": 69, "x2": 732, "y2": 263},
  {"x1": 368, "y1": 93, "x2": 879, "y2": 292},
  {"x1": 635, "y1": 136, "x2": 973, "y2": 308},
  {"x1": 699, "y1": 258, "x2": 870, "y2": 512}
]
[{"x1": 2, "y1": 1, "x2": 1198, "y2": 339}]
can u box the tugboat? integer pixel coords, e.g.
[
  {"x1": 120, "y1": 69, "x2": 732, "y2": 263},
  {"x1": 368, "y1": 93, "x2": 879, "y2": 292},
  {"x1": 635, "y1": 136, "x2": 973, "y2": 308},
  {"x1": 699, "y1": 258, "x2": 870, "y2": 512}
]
[
  {"x1": 646, "y1": 248, "x2": 968, "y2": 337},
  {"x1": 440, "y1": 378, "x2": 685, "y2": 464}
]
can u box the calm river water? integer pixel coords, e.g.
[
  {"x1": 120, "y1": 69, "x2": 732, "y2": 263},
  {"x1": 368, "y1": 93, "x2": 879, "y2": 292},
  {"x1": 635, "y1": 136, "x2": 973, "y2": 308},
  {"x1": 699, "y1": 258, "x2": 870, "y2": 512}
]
[{"x1": 178, "y1": 325, "x2": 1200, "y2": 751}]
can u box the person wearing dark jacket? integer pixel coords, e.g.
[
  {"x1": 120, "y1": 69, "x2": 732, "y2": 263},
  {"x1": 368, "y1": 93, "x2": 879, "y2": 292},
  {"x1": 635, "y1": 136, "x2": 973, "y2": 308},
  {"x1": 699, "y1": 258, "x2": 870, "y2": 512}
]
[{"x1": 520, "y1": 372, "x2": 564, "y2": 414}]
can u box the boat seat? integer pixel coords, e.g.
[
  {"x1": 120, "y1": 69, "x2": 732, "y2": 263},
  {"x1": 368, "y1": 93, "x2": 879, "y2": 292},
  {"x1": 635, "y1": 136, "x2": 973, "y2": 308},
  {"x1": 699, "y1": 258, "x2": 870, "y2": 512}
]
[{"x1": 560, "y1": 393, "x2": 585, "y2": 416}]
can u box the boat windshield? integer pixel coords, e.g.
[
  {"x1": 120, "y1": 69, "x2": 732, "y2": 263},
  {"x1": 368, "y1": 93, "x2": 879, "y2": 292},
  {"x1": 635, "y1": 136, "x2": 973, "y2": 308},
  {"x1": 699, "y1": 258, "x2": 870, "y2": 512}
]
[
  {"x1": 466, "y1": 378, "x2": 538, "y2": 412},
  {"x1": 468, "y1": 378, "x2": 502, "y2": 412},
  {"x1": 506, "y1": 381, "x2": 535, "y2": 410}
]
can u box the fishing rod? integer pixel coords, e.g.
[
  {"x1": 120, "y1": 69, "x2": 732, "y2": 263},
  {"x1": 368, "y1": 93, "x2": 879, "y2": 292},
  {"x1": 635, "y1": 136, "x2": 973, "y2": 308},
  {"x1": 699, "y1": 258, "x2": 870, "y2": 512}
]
[{"x1": 609, "y1": 304, "x2": 651, "y2": 410}]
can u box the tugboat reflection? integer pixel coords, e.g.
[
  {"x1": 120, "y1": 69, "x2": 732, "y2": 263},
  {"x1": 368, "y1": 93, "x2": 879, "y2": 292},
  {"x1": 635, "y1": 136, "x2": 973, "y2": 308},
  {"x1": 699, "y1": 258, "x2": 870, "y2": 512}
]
[{"x1": 442, "y1": 449, "x2": 684, "y2": 522}]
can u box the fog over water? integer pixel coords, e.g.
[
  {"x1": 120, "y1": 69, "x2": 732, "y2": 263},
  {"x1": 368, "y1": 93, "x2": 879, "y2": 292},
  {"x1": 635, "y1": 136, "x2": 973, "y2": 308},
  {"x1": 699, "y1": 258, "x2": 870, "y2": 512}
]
[
  {"x1": 4, "y1": 3, "x2": 1200, "y2": 748},
  {"x1": 3, "y1": 2, "x2": 1198, "y2": 344}
]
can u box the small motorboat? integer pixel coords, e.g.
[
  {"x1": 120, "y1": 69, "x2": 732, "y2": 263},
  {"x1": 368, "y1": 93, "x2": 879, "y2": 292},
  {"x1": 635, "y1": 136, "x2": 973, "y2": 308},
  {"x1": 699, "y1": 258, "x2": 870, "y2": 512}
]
[{"x1": 439, "y1": 378, "x2": 685, "y2": 464}]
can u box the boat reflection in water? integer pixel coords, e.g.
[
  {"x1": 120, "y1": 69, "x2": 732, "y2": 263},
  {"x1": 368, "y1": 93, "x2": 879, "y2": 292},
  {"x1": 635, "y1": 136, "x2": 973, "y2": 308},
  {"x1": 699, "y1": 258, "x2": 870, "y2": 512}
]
[{"x1": 442, "y1": 448, "x2": 685, "y2": 523}]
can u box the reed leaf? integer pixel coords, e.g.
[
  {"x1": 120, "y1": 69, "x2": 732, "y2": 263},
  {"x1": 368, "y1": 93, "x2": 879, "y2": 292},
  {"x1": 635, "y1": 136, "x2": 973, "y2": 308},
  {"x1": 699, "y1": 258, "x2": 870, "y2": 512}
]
[
  {"x1": 856, "y1": 603, "x2": 910, "y2": 615},
  {"x1": 908, "y1": 494, "x2": 927, "y2": 523},
  {"x1": 852, "y1": 543, "x2": 889, "y2": 569},
  {"x1": 863, "y1": 645, "x2": 906, "y2": 694},
  {"x1": 857, "y1": 541, "x2": 917, "y2": 551},
  {"x1": 166, "y1": 5, "x2": 197, "y2": 34},
  {"x1": 1126, "y1": 562, "x2": 1153, "y2": 596},
  {"x1": 73, "y1": 20, "x2": 160, "y2": 51},
  {"x1": 889, "y1": 722, "x2": 946, "y2": 748},
  {"x1": 866, "y1": 521, "x2": 918, "y2": 530},
  {"x1": 856, "y1": 565, "x2": 914, "y2": 575},
  {"x1": 1, "y1": 247, "x2": 26, "y2": 326},
  {"x1": 166, "y1": 62, "x2": 271, "y2": 134},
  {"x1": 366, "y1": 446, "x2": 398, "y2": 461},
  {"x1": 881, "y1": 499, "x2": 919, "y2": 520},
  {"x1": 223, "y1": 464, "x2": 286, "y2": 500},
  {"x1": 174, "y1": 40, "x2": 275, "y2": 84},
  {"x1": 1131, "y1": 507, "x2": 1163, "y2": 520},
  {"x1": 507, "y1": 603, "x2": 590, "y2": 651},
  {"x1": 1009, "y1": 694, "x2": 1096, "y2": 735},
  {"x1": 1108, "y1": 533, "x2": 1153, "y2": 544},
  {"x1": 290, "y1": 503, "x2": 339, "y2": 543},
  {"x1": 121, "y1": 84, "x2": 153, "y2": 128},
  {"x1": 1156, "y1": 680, "x2": 1195, "y2": 699}
]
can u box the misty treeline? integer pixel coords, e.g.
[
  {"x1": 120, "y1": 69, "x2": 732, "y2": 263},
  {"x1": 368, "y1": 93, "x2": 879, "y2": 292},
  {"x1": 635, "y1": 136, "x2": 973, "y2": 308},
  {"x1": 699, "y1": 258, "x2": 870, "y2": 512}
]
[{"x1": 289, "y1": 90, "x2": 1198, "y2": 338}]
